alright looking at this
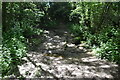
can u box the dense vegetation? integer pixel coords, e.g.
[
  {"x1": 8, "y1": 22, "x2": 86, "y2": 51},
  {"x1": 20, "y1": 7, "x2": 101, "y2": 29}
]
[
  {"x1": 1, "y1": 2, "x2": 120, "y2": 78},
  {"x1": 69, "y1": 2, "x2": 120, "y2": 63},
  {"x1": 2, "y1": 2, "x2": 44, "y2": 77}
]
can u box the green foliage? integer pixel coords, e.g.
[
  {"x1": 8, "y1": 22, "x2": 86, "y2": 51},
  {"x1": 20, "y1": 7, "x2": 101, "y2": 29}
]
[
  {"x1": 96, "y1": 41, "x2": 120, "y2": 63},
  {"x1": 2, "y1": 39, "x2": 26, "y2": 76},
  {"x1": 2, "y1": 22, "x2": 26, "y2": 77},
  {"x1": 41, "y1": 20, "x2": 58, "y2": 28},
  {"x1": 48, "y1": 2, "x2": 73, "y2": 22},
  {"x1": 22, "y1": 21, "x2": 43, "y2": 37},
  {"x1": 95, "y1": 27, "x2": 120, "y2": 63},
  {"x1": 69, "y1": 24, "x2": 84, "y2": 41},
  {"x1": 39, "y1": 2, "x2": 73, "y2": 28},
  {"x1": 69, "y1": 2, "x2": 120, "y2": 64},
  {"x1": 2, "y1": 2, "x2": 44, "y2": 77}
]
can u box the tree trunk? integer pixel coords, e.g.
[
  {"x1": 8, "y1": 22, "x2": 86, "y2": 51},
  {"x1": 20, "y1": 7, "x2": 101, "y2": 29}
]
[{"x1": 2, "y1": 2, "x2": 7, "y2": 32}]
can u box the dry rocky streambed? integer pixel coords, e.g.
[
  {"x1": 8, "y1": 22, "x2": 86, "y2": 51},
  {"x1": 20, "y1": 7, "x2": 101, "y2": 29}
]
[{"x1": 18, "y1": 24, "x2": 119, "y2": 80}]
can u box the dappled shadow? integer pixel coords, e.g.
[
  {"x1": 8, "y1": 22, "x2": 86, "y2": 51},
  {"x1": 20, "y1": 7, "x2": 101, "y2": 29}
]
[
  {"x1": 18, "y1": 52, "x2": 119, "y2": 79},
  {"x1": 18, "y1": 23, "x2": 119, "y2": 79}
]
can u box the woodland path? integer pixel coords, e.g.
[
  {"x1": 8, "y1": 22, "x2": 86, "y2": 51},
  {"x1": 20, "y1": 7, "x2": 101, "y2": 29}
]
[{"x1": 18, "y1": 23, "x2": 119, "y2": 80}]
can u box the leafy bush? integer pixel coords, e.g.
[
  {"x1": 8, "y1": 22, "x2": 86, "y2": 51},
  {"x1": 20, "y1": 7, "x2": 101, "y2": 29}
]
[
  {"x1": 69, "y1": 2, "x2": 120, "y2": 64},
  {"x1": 2, "y1": 39, "x2": 26, "y2": 76},
  {"x1": 1, "y1": 23, "x2": 27, "y2": 77},
  {"x1": 95, "y1": 27, "x2": 120, "y2": 63},
  {"x1": 69, "y1": 24, "x2": 88, "y2": 39},
  {"x1": 96, "y1": 41, "x2": 120, "y2": 64},
  {"x1": 2, "y1": 2, "x2": 44, "y2": 77}
]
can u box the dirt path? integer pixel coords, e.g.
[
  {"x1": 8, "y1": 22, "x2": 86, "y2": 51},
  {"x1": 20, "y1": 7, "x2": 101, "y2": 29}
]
[{"x1": 18, "y1": 23, "x2": 119, "y2": 79}]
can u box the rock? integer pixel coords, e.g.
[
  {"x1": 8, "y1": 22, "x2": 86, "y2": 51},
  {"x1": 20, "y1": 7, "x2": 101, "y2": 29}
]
[
  {"x1": 78, "y1": 47, "x2": 84, "y2": 49},
  {"x1": 78, "y1": 43, "x2": 86, "y2": 47},
  {"x1": 67, "y1": 43, "x2": 75, "y2": 47},
  {"x1": 60, "y1": 42, "x2": 67, "y2": 45},
  {"x1": 44, "y1": 30, "x2": 50, "y2": 34}
]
